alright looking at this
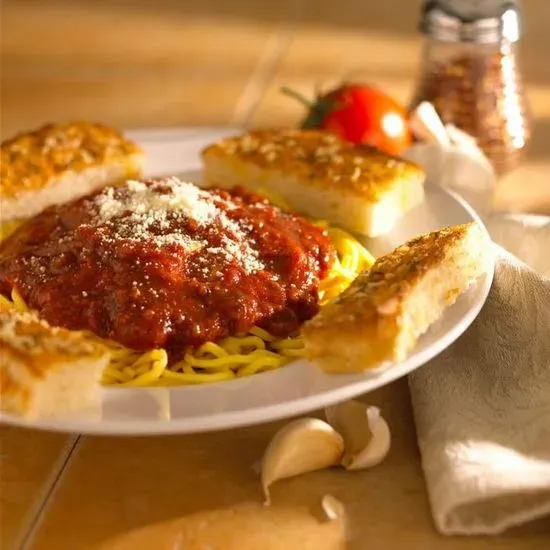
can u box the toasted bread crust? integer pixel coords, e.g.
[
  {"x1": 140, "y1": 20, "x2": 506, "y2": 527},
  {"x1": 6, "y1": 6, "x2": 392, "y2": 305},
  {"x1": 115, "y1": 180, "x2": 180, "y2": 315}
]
[
  {"x1": 0, "y1": 310, "x2": 103, "y2": 362},
  {"x1": 319, "y1": 223, "x2": 475, "y2": 322},
  {"x1": 1, "y1": 121, "x2": 143, "y2": 199},
  {"x1": 202, "y1": 129, "x2": 424, "y2": 201},
  {"x1": 0, "y1": 309, "x2": 108, "y2": 416},
  {"x1": 302, "y1": 222, "x2": 492, "y2": 372}
]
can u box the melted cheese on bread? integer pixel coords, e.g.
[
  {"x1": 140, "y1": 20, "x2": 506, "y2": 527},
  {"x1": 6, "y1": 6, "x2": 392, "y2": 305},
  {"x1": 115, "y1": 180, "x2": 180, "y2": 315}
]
[
  {"x1": 1, "y1": 121, "x2": 144, "y2": 222},
  {"x1": 202, "y1": 129, "x2": 425, "y2": 237},
  {"x1": 302, "y1": 222, "x2": 492, "y2": 372}
]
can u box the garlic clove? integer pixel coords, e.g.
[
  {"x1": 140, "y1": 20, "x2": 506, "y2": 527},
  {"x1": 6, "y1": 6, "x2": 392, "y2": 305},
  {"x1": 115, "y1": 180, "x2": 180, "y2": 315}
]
[
  {"x1": 325, "y1": 400, "x2": 372, "y2": 456},
  {"x1": 321, "y1": 494, "x2": 346, "y2": 522},
  {"x1": 344, "y1": 407, "x2": 391, "y2": 471},
  {"x1": 325, "y1": 401, "x2": 391, "y2": 471},
  {"x1": 261, "y1": 418, "x2": 344, "y2": 505}
]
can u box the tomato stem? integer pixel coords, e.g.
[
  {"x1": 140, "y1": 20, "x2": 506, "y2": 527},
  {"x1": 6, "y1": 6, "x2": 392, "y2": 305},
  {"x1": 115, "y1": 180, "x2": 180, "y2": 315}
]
[{"x1": 280, "y1": 86, "x2": 315, "y2": 108}]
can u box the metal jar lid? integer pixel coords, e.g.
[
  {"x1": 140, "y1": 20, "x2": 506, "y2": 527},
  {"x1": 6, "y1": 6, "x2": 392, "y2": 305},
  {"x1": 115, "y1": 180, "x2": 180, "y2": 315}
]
[{"x1": 420, "y1": 0, "x2": 522, "y2": 44}]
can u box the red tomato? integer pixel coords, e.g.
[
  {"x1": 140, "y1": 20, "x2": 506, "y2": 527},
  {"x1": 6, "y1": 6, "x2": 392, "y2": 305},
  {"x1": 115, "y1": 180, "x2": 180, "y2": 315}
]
[{"x1": 282, "y1": 83, "x2": 412, "y2": 156}]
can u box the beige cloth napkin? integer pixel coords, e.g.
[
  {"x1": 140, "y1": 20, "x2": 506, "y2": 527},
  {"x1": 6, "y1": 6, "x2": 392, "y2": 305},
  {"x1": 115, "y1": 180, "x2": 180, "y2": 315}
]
[{"x1": 408, "y1": 214, "x2": 550, "y2": 535}]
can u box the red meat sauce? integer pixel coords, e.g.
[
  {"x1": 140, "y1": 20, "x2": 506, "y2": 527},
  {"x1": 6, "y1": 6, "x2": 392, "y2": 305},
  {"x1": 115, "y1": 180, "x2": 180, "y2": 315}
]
[{"x1": 0, "y1": 178, "x2": 336, "y2": 356}]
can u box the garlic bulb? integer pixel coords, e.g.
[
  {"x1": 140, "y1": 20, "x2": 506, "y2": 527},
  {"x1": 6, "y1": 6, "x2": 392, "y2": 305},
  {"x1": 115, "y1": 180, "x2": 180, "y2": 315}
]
[{"x1": 405, "y1": 101, "x2": 496, "y2": 216}]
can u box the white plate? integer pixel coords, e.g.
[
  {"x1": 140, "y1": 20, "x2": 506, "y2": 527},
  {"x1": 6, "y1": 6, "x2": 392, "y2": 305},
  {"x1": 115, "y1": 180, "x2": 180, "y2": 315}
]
[{"x1": 0, "y1": 128, "x2": 494, "y2": 435}]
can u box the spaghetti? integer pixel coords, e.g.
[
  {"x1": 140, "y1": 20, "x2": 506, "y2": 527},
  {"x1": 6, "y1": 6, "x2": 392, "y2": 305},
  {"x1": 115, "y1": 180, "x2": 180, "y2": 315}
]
[{"x1": 0, "y1": 191, "x2": 374, "y2": 386}]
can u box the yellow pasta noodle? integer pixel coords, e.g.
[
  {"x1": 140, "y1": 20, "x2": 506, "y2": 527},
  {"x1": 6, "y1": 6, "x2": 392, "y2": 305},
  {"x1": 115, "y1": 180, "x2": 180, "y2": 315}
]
[
  {"x1": 0, "y1": 196, "x2": 373, "y2": 387},
  {"x1": 0, "y1": 220, "x2": 23, "y2": 242},
  {"x1": 0, "y1": 293, "x2": 14, "y2": 311},
  {"x1": 11, "y1": 287, "x2": 29, "y2": 312}
]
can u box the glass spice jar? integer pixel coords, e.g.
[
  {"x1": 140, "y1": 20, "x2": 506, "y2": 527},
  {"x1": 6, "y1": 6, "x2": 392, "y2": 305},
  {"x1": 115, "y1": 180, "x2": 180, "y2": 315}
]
[{"x1": 410, "y1": 0, "x2": 531, "y2": 176}]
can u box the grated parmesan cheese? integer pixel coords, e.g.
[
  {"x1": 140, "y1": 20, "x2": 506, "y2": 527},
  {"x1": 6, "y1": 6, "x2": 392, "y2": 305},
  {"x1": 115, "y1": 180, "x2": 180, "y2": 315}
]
[
  {"x1": 97, "y1": 179, "x2": 218, "y2": 225},
  {"x1": 89, "y1": 177, "x2": 265, "y2": 274}
]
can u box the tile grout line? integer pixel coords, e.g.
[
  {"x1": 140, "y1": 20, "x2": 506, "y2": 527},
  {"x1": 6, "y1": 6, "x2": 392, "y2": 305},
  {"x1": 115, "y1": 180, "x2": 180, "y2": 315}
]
[{"x1": 14, "y1": 435, "x2": 83, "y2": 550}]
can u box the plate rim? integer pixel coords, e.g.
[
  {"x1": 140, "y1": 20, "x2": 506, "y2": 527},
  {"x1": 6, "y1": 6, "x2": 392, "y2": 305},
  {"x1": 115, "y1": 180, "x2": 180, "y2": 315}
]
[{"x1": 0, "y1": 127, "x2": 495, "y2": 436}]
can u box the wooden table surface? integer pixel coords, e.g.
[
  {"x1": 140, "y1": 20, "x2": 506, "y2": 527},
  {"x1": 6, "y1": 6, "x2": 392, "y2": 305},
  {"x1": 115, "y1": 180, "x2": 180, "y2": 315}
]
[{"x1": 1, "y1": 1, "x2": 549, "y2": 549}]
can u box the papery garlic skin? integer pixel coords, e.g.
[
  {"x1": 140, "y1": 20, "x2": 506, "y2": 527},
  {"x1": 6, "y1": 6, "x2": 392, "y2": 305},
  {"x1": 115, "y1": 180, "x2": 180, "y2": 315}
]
[
  {"x1": 405, "y1": 142, "x2": 495, "y2": 215},
  {"x1": 405, "y1": 102, "x2": 497, "y2": 216}
]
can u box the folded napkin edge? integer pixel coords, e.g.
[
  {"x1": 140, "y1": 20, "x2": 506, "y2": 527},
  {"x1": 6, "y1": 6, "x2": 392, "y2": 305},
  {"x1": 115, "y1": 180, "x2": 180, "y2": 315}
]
[{"x1": 435, "y1": 492, "x2": 550, "y2": 536}]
